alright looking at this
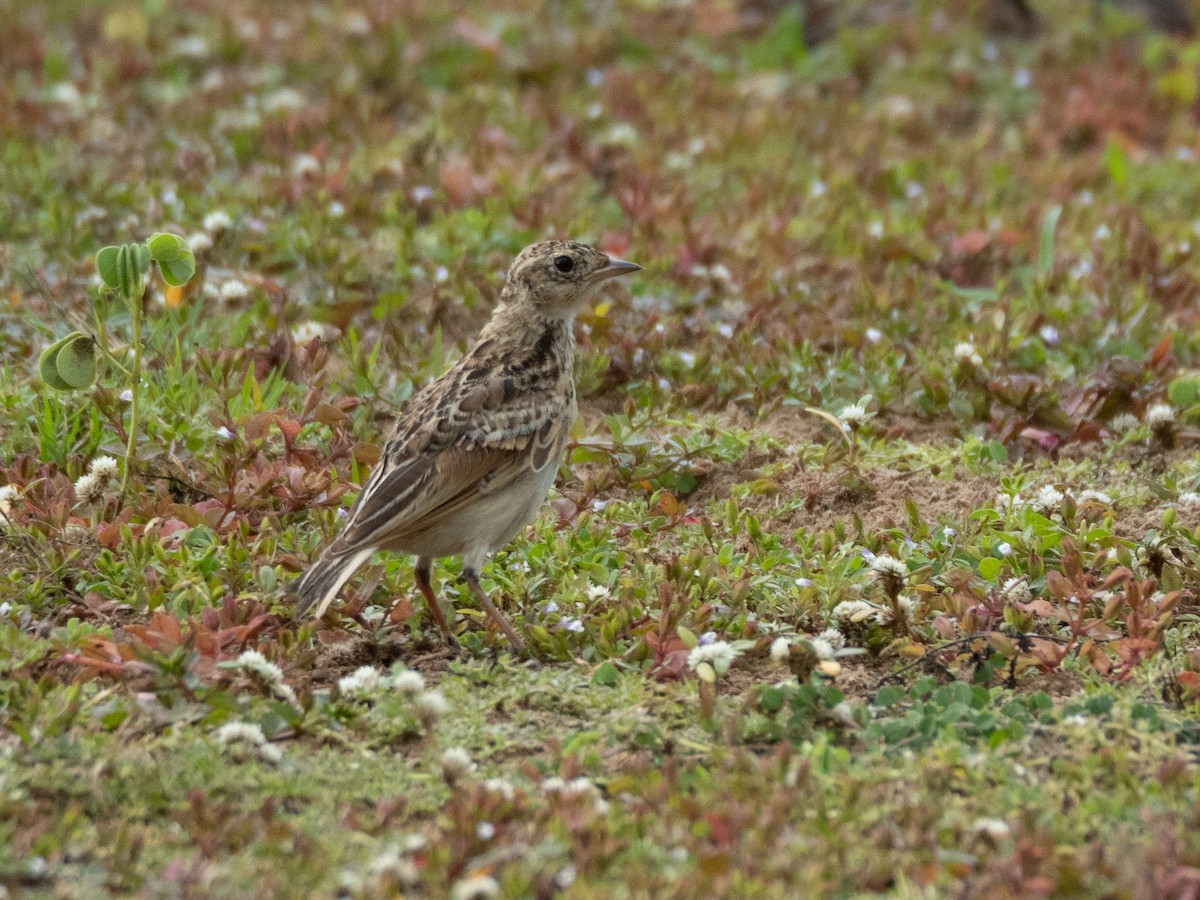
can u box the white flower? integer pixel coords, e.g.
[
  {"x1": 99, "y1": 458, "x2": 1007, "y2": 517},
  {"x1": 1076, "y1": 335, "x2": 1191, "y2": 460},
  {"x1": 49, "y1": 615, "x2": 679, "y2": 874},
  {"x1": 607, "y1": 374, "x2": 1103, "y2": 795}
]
[
  {"x1": 172, "y1": 35, "x2": 209, "y2": 58},
  {"x1": 770, "y1": 637, "x2": 791, "y2": 662},
  {"x1": 878, "y1": 595, "x2": 918, "y2": 625},
  {"x1": 440, "y1": 747, "x2": 476, "y2": 780},
  {"x1": 1031, "y1": 485, "x2": 1064, "y2": 513},
  {"x1": 291, "y1": 153, "x2": 321, "y2": 178},
  {"x1": 450, "y1": 874, "x2": 500, "y2": 900},
  {"x1": 416, "y1": 690, "x2": 449, "y2": 722},
  {"x1": 236, "y1": 649, "x2": 284, "y2": 685},
  {"x1": 1063, "y1": 713, "x2": 1088, "y2": 727},
  {"x1": 871, "y1": 554, "x2": 907, "y2": 578},
  {"x1": 187, "y1": 231, "x2": 213, "y2": 253},
  {"x1": 1146, "y1": 403, "x2": 1176, "y2": 427},
  {"x1": 338, "y1": 666, "x2": 383, "y2": 696},
  {"x1": 953, "y1": 342, "x2": 983, "y2": 367},
  {"x1": 218, "y1": 279, "x2": 251, "y2": 302},
  {"x1": 586, "y1": 584, "x2": 611, "y2": 601},
  {"x1": 837, "y1": 402, "x2": 869, "y2": 425},
  {"x1": 89, "y1": 456, "x2": 119, "y2": 484},
  {"x1": 203, "y1": 210, "x2": 233, "y2": 233},
  {"x1": 1108, "y1": 413, "x2": 1140, "y2": 434},
  {"x1": 482, "y1": 778, "x2": 515, "y2": 801},
  {"x1": 50, "y1": 82, "x2": 83, "y2": 107},
  {"x1": 818, "y1": 627, "x2": 846, "y2": 649},
  {"x1": 263, "y1": 87, "x2": 306, "y2": 113},
  {"x1": 1178, "y1": 492, "x2": 1200, "y2": 510},
  {"x1": 687, "y1": 640, "x2": 738, "y2": 677},
  {"x1": 74, "y1": 473, "x2": 104, "y2": 504},
  {"x1": 291, "y1": 321, "x2": 337, "y2": 345},
  {"x1": 559, "y1": 616, "x2": 585, "y2": 633},
  {"x1": 367, "y1": 849, "x2": 418, "y2": 886},
  {"x1": 392, "y1": 669, "x2": 425, "y2": 695},
  {"x1": 867, "y1": 220, "x2": 885, "y2": 238},
  {"x1": 541, "y1": 776, "x2": 567, "y2": 795},
  {"x1": 996, "y1": 542, "x2": 1013, "y2": 557},
  {"x1": 995, "y1": 492, "x2": 1025, "y2": 513},
  {"x1": 865, "y1": 327, "x2": 882, "y2": 344},
  {"x1": 1000, "y1": 577, "x2": 1031, "y2": 604},
  {"x1": 0, "y1": 484, "x2": 20, "y2": 526},
  {"x1": 973, "y1": 817, "x2": 1011, "y2": 839},
  {"x1": 1076, "y1": 489, "x2": 1113, "y2": 506},
  {"x1": 213, "y1": 721, "x2": 280, "y2": 762},
  {"x1": 809, "y1": 637, "x2": 835, "y2": 660},
  {"x1": 832, "y1": 600, "x2": 879, "y2": 624}
]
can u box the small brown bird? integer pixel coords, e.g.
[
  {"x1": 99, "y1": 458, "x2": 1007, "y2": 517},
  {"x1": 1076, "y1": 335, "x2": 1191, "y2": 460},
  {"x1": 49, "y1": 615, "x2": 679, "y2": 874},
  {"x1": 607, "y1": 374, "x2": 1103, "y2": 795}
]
[{"x1": 293, "y1": 240, "x2": 639, "y2": 649}]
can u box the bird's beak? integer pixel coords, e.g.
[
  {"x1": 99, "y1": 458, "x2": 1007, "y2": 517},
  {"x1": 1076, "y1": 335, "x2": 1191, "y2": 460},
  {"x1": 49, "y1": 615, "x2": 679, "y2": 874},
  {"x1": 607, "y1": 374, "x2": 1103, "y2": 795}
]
[{"x1": 594, "y1": 257, "x2": 641, "y2": 280}]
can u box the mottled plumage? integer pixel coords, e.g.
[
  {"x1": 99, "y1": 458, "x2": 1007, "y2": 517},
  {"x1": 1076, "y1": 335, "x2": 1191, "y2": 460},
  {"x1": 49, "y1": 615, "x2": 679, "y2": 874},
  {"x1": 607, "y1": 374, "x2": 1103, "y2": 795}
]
[{"x1": 293, "y1": 240, "x2": 639, "y2": 649}]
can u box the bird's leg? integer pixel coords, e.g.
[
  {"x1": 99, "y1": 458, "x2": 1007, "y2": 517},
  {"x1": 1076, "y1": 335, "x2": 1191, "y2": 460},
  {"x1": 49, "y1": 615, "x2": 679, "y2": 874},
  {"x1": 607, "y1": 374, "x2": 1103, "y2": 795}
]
[
  {"x1": 462, "y1": 568, "x2": 526, "y2": 651},
  {"x1": 414, "y1": 558, "x2": 457, "y2": 646}
]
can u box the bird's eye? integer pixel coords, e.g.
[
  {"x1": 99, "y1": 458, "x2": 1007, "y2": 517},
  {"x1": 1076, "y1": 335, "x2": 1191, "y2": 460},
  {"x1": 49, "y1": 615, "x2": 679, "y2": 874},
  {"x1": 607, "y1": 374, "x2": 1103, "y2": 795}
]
[{"x1": 554, "y1": 255, "x2": 575, "y2": 273}]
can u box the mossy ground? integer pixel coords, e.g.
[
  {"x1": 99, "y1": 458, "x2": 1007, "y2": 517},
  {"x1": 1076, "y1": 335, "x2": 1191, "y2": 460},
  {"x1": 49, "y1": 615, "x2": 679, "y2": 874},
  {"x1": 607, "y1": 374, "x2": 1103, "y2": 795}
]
[{"x1": 5, "y1": 1, "x2": 1200, "y2": 896}]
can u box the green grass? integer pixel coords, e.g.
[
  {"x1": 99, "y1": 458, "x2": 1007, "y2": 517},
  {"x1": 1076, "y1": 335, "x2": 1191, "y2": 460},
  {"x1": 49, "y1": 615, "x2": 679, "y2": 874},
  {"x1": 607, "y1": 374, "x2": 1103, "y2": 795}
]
[{"x1": 5, "y1": 0, "x2": 1200, "y2": 896}]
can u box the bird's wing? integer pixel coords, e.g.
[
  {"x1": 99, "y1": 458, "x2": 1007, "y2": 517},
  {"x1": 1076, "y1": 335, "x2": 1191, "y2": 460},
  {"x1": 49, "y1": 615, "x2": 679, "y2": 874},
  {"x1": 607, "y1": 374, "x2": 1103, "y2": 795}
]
[{"x1": 327, "y1": 369, "x2": 572, "y2": 553}]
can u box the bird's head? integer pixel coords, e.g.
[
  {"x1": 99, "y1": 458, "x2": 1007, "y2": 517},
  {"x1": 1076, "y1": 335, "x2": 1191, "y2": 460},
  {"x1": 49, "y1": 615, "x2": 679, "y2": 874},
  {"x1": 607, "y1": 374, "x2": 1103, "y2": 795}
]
[{"x1": 502, "y1": 240, "x2": 640, "y2": 317}]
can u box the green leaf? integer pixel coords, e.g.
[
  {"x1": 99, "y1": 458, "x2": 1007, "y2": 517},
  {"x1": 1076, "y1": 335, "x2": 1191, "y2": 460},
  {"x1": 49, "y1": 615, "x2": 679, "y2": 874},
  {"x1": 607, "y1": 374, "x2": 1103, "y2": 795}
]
[
  {"x1": 1036, "y1": 205, "x2": 1062, "y2": 277},
  {"x1": 676, "y1": 626, "x2": 698, "y2": 650},
  {"x1": 55, "y1": 334, "x2": 97, "y2": 389},
  {"x1": 95, "y1": 246, "x2": 122, "y2": 292},
  {"x1": 159, "y1": 251, "x2": 196, "y2": 286},
  {"x1": 146, "y1": 231, "x2": 184, "y2": 263},
  {"x1": 979, "y1": 556, "x2": 1002, "y2": 581},
  {"x1": 38, "y1": 332, "x2": 81, "y2": 390},
  {"x1": 1105, "y1": 137, "x2": 1129, "y2": 189},
  {"x1": 591, "y1": 661, "x2": 618, "y2": 687},
  {"x1": 1167, "y1": 377, "x2": 1200, "y2": 409}
]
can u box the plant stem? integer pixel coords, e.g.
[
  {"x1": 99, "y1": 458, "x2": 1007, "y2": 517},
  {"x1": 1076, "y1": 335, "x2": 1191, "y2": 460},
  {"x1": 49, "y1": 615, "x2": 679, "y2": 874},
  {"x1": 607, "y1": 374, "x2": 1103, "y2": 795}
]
[{"x1": 121, "y1": 284, "x2": 143, "y2": 500}]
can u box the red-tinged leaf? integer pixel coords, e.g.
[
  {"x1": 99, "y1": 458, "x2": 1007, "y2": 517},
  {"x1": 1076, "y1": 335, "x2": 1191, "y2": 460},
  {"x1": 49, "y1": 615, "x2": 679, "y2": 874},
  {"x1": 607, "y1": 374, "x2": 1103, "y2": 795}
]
[
  {"x1": 950, "y1": 230, "x2": 990, "y2": 256},
  {"x1": 313, "y1": 403, "x2": 351, "y2": 428},
  {"x1": 1019, "y1": 426, "x2": 1061, "y2": 452},
  {"x1": 1101, "y1": 567, "x2": 1134, "y2": 590},
  {"x1": 1148, "y1": 332, "x2": 1174, "y2": 370},
  {"x1": 274, "y1": 417, "x2": 302, "y2": 443},
  {"x1": 352, "y1": 442, "x2": 380, "y2": 467},
  {"x1": 1082, "y1": 621, "x2": 1123, "y2": 640},
  {"x1": 167, "y1": 503, "x2": 206, "y2": 528},
  {"x1": 1044, "y1": 570, "x2": 1075, "y2": 600},
  {"x1": 194, "y1": 629, "x2": 218, "y2": 658},
  {"x1": 388, "y1": 597, "x2": 415, "y2": 625},
  {"x1": 243, "y1": 412, "x2": 274, "y2": 440},
  {"x1": 1174, "y1": 671, "x2": 1200, "y2": 693}
]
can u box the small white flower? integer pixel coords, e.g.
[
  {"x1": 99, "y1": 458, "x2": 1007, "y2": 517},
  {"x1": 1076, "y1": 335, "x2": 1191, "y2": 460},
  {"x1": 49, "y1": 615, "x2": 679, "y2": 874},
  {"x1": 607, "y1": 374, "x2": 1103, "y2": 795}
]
[
  {"x1": 953, "y1": 342, "x2": 983, "y2": 367},
  {"x1": 213, "y1": 721, "x2": 279, "y2": 761},
  {"x1": 74, "y1": 473, "x2": 104, "y2": 505},
  {"x1": 878, "y1": 595, "x2": 918, "y2": 625},
  {"x1": 203, "y1": 210, "x2": 233, "y2": 233},
  {"x1": 89, "y1": 456, "x2": 119, "y2": 484},
  {"x1": 1012, "y1": 68, "x2": 1032, "y2": 89},
  {"x1": 818, "y1": 627, "x2": 846, "y2": 649},
  {"x1": 1108, "y1": 413, "x2": 1140, "y2": 434},
  {"x1": 559, "y1": 616, "x2": 585, "y2": 633},
  {"x1": 328, "y1": 200, "x2": 345, "y2": 217},
  {"x1": 187, "y1": 231, "x2": 213, "y2": 253},
  {"x1": 392, "y1": 669, "x2": 425, "y2": 695},
  {"x1": 482, "y1": 778, "x2": 515, "y2": 801},
  {"x1": 864, "y1": 327, "x2": 882, "y2": 344},
  {"x1": 1178, "y1": 492, "x2": 1200, "y2": 510},
  {"x1": 995, "y1": 492, "x2": 1024, "y2": 513},
  {"x1": 416, "y1": 690, "x2": 449, "y2": 722},
  {"x1": 586, "y1": 584, "x2": 611, "y2": 601},
  {"x1": 172, "y1": 35, "x2": 209, "y2": 58},
  {"x1": 476, "y1": 821, "x2": 495, "y2": 840},
  {"x1": 996, "y1": 542, "x2": 1013, "y2": 557},
  {"x1": 367, "y1": 849, "x2": 419, "y2": 886},
  {"x1": 1063, "y1": 713, "x2": 1088, "y2": 727},
  {"x1": 0, "y1": 484, "x2": 18, "y2": 526},
  {"x1": 218, "y1": 279, "x2": 251, "y2": 302},
  {"x1": 215, "y1": 425, "x2": 235, "y2": 441},
  {"x1": 291, "y1": 321, "x2": 337, "y2": 345},
  {"x1": 291, "y1": 153, "x2": 321, "y2": 178},
  {"x1": 236, "y1": 649, "x2": 285, "y2": 685},
  {"x1": 1146, "y1": 403, "x2": 1176, "y2": 427},
  {"x1": 770, "y1": 637, "x2": 791, "y2": 662},
  {"x1": 440, "y1": 747, "x2": 476, "y2": 780},
  {"x1": 1094, "y1": 224, "x2": 1111, "y2": 241},
  {"x1": 1076, "y1": 489, "x2": 1113, "y2": 506},
  {"x1": 686, "y1": 640, "x2": 738, "y2": 677},
  {"x1": 832, "y1": 599, "x2": 879, "y2": 624},
  {"x1": 809, "y1": 179, "x2": 828, "y2": 198},
  {"x1": 263, "y1": 87, "x2": 306, "y2": 114},
  {"x1": 541, "y1": 776, "x2": 567, "y2": 795},
  {"x1": 450, "y1": 874, "x2": 500, "y2": 900},
  {"x1": 338, "y1": 666, "x2": 383, "y2": 697},
  {"x1": 411, "y1": 185, "x2": 435, "y2": 203},
  {"x1": 49, "y1": 82, "x2": 82, "y2": 106},
  {"x1": 837, "y1": 402, "x2": 870, "y2": 425},
  {"x1": 809, "y1": 637, "x2": 835, "y2": 660},
  {"x1": 867, "y1": 220, "x2": 884, "y2": 238},
  {"x1": 1039, "y1": 325, "x2": 1059, "y2": 346},
  {"x1": 1031, "y1": 485, "x2": 1064, "y2": 513},
  {"x1": 973, "y1": 817, "x2": 1011, "y2": 839},
  {"x1": 1000, "y1": 577, "x2": 1031, "y2": 605},
  {"x1": 871, "y1": 554, "x2": 907, "y2": 578}
]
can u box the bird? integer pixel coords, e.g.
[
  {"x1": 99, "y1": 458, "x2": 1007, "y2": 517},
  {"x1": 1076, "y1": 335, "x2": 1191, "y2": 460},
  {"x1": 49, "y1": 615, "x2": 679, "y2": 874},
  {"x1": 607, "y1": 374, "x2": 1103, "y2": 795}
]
[{"x1": 292, "y1": 240, "x2": 640, "y2": 650}]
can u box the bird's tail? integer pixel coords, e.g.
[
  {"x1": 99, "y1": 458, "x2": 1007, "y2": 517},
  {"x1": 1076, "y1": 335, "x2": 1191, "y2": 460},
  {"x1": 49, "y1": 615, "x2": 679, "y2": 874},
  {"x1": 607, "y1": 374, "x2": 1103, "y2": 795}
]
[{"x1": 292, "y1": 546, "x2": 374, "y2": 619}]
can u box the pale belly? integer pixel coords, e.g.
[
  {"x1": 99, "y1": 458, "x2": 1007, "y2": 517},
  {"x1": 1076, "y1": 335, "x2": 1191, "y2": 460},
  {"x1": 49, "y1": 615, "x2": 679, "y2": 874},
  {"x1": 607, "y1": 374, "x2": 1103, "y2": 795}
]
[{"x1": 391, "y1": 460, "x2": 560, "y2": 567}]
